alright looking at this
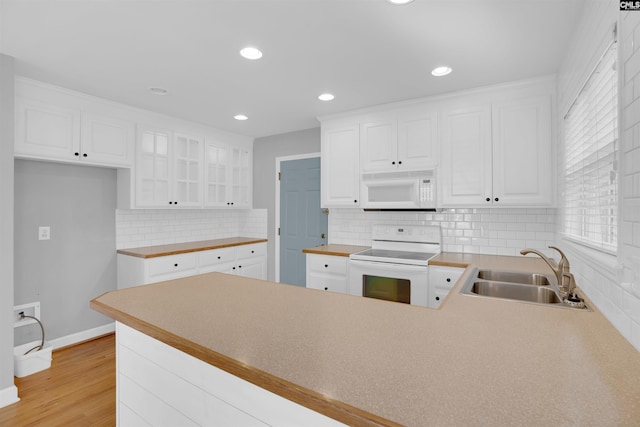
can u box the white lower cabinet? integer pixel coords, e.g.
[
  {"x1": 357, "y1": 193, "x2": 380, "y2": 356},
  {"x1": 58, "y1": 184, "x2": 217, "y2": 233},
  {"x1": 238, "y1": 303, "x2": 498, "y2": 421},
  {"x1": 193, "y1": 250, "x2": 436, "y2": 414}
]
[
  {"x1": 428, "y1": 266, "x2": 464, "y2": 308},
  {"x1": 117, "y1": 242, "x2": 267, "y2": 289},
  {"x1": 306, "y1": 254, "x2": 349, "y2": 294},
  {"x1": 116, "y1": 322, "x2": 345, "y2": 427}
]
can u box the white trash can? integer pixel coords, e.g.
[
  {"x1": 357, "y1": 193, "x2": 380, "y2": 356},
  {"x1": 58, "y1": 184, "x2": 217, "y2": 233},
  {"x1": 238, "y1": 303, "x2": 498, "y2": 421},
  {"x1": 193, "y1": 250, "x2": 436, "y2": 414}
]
[{"x1": 14, "y1": 341, "x2": 53, "y2": 377}]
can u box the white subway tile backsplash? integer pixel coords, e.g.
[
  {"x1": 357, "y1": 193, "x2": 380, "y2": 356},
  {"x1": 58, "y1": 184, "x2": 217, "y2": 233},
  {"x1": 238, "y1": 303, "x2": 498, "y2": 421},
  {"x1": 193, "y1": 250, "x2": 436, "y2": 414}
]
[
  {"x1": 115, "y1": 209, "x2": 267, "y2": 249},
  {"x1": 328, "y1": 208, "x2": 557, "y2": 254}
]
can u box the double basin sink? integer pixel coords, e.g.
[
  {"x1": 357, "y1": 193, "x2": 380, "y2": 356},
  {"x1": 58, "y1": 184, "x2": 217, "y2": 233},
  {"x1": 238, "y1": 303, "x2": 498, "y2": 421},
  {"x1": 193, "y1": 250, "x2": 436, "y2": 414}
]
[{"x1": 461, "y1": 269, "x2": 588, "y2": 310}]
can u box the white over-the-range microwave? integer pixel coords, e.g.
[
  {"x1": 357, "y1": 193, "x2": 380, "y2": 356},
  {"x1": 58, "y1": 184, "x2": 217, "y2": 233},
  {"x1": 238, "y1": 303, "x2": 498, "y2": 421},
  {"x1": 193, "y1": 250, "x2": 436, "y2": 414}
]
[{"x1": 360, "y1": 170, "x2": 436, "y2": 210}]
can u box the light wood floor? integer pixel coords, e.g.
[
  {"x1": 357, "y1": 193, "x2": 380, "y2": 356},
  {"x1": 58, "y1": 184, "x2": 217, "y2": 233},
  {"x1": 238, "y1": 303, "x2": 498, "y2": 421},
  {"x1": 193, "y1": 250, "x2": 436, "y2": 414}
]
[{"x1": 0, "y1": 334, "x2": 116, "y2": 427}]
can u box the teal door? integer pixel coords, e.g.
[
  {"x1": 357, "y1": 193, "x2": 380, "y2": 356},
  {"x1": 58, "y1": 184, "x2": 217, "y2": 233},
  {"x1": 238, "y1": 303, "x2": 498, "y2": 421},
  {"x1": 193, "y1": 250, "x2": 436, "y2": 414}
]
[{"x1": 280, "y1": 157, "x2": 328, "y2": 286}]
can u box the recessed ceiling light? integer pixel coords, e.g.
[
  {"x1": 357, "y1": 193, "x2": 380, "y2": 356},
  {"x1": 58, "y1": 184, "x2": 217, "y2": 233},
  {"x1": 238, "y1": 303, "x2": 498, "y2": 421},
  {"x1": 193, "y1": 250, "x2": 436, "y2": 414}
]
[
  {"x1": 431, "y1": 66, "x2": 452, "y2": 77},
  {"x1": 234, "y1": 114, "x2": 248, "y2": 121},
  {"x1": 318, "y1": 93, "x2": 335, "y2": 101},
  {"x1": 240, "y1": 47, "x2": 263, "y2": 60},
  {"x1": 386, "y1": 0, "x2": 414, "y2": 4},
  {"x1": 149, "y1": 87, "x2": 168, "y2": 95}
]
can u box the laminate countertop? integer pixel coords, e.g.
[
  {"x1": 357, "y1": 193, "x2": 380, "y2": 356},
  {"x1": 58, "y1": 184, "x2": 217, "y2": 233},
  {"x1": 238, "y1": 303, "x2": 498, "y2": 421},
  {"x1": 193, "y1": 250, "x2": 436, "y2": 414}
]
[
  {"x1": 91, "y1": 252, "x2": 640, "y2": 426},
  {"x1": 117, "y1": 237, "x2": 268, "y2": 259},
  {"x1": 302, "y1": 244, "x2": 370, "y2": 257}
]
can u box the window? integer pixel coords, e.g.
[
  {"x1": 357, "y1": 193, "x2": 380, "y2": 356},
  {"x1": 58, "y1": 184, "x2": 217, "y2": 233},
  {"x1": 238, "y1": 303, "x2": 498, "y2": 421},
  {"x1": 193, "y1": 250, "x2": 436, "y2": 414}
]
[{"x1": 562, "y1": 40, "x2": 618, "y2": 253}]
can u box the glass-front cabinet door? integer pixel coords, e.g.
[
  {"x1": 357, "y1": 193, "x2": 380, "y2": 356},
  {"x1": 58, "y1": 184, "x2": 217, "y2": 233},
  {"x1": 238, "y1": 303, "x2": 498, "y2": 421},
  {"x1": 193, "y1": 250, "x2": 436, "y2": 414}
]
[
  {"x1": 230, "y1": 146, "x2": 251, "y2": 208},
  {"x1": 204, "y1": 141, "x2": 229, "y2": 207},
  {"x1": 136, "y1": 126, "x2": 171, "y2": 207},
  {"x1": 173, "y1": 133, "x2": 203, "y2": 207}
]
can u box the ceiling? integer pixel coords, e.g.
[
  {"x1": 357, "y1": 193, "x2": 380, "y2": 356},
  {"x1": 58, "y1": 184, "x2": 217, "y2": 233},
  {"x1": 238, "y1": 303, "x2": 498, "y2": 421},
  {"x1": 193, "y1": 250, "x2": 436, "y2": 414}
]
[{"x1": 0, "y1": 0, "x2": 580, "y2": 139}]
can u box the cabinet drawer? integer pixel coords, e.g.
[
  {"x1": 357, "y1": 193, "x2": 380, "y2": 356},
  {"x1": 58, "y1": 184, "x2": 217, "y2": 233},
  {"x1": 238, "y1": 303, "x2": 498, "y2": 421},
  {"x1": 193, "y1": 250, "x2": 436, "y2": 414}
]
[
  {"x1": 147, "y1": 253, "x2": 198, "y2": 278},
  {"x1": 307, "y1": 254, "x2": 347, "y2": 275},
  {"x1": 198, "y1": 247, "x2": 236, "y2": 270},
  {"x1": 236, "y1": 243, "x2": 266, "y2": 259},
  {"x1": 429, "y1": 266, "x2": 463, "y2": 288},
  {"x1": 307, "y1": 275, "x2": 348, "y2": 294}
]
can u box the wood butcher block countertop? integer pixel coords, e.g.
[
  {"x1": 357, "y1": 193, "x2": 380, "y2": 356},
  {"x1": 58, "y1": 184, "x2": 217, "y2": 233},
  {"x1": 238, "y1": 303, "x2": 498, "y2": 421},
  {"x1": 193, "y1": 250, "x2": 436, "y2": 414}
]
[
  {"x1": 116, "y1": 237, "x2": 268, "y2": 258},
  {"x1": 91, "y1": 252, "x2": 640, "y2": 426},
  {"x1": 302, "y1": 244, "x2": 370, "y2": 257}
]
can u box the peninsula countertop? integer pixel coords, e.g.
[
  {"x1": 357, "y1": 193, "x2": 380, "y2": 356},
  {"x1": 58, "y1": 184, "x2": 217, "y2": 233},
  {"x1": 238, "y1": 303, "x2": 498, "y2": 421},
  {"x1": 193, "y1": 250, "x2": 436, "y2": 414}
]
[{"x1": 91, "y1": 253, "x2": 640, "y2": 426}]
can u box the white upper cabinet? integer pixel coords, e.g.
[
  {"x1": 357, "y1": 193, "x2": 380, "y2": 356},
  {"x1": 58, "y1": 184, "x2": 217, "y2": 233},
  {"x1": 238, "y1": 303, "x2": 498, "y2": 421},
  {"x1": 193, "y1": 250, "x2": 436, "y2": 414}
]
[
  {"x1": 15, "y1": 79, "x2": 134, "y2": 167},
  {"x1": 360, "y1": 108, "x2": 438, "y2": 173},
  {"x1": 440, "y1": 93, "x2": 553, "y2": 207},
  {"x1": 491, "y1": 95, "x2": 553, "y2": 206},
  {"x1": 204, "y1": 141, "x2": 252, "y2": 208},
  {"x1": 135, "y1": 126, "x2": 203, "y2": 208},
  {"x1": 136, "y1": 126, "x2": 172, "y2": 207},
  {"x1": 321, "y1": 122, "x2": 360, "y2": 207},
  {"x1": 80, "y1": 110, "x2": 134, "y2": 166},
  {"x1": 440, "y1": 104, "x2": 493, "y2": 206},
  {"x1": 173, "y1": 133, "x2": 204, "y2": 207}
]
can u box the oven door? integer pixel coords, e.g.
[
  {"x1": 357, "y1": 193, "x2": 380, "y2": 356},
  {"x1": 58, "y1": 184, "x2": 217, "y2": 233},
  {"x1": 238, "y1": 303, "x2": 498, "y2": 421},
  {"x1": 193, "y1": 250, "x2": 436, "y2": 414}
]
[{"x1": 348, "y1": 259, "x2": 429, "y2": 307}]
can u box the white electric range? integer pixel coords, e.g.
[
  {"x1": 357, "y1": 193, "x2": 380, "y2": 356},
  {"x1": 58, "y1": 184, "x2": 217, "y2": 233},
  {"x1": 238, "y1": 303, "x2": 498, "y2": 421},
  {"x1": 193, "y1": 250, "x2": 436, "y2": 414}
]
[{"x1": 349, "y1": 225, "x2": 442, "y2": 307}]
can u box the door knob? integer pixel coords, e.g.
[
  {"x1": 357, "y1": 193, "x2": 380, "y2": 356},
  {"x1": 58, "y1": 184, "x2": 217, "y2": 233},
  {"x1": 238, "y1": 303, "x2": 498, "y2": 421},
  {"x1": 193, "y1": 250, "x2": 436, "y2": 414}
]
[
  {"x1": 322, "y1": 209, "x2": 329, "y2": 215},
  {"x1": 321, "y1": 233, "x2": 326, "y2": 239}
]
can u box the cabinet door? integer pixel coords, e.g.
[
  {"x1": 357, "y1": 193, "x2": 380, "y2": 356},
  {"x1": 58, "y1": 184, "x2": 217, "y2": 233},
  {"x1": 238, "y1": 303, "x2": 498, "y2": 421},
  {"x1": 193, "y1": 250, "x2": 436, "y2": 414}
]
[
  {"x1": 15, "y1": 97, "x2": 80, "y2": 161},
  {"x1": 81, "y1": 112, "x2": 134, "y2": 167},
  {"x1": 397, "y1": 109, "x2": 438, "y2": 170},
  {"x1": 440, "y1": 104, "x2": 493, "y2": 207},
  {"x1": 173, "y1": 133, "x2": 203, "y2": 207},
  {"x1": 229, "y1": 146, "x2": 251, "y2": 208},
  {"x1": 360, "y1": 118, "x2": 397, "y2": 173},
  {"x1": 204, "y1": 141, "x2": 229, "y2": 208},
  {"x1": 321, "y1": 124, "x2": 360, "y2": 207},
  {"x1": 491, "y1": 95, "x2": 553, "y2": 206},
  {"x1": 136, "y1": 126, "x2": 172, "y2": 207}
]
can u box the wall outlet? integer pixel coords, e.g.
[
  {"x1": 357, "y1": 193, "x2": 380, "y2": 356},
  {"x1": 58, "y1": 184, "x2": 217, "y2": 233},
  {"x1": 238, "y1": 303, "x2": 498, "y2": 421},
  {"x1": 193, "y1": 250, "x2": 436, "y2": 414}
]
[{"x1": 39, "y1": 226, "x2": 50, "y2": 240}]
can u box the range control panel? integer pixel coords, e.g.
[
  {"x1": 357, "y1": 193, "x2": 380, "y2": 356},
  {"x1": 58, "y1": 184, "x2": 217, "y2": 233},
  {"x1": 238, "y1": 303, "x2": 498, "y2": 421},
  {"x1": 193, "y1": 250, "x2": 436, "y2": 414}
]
[{"x1": 371, "y1": 225, "x2": 442, "y2": 244}]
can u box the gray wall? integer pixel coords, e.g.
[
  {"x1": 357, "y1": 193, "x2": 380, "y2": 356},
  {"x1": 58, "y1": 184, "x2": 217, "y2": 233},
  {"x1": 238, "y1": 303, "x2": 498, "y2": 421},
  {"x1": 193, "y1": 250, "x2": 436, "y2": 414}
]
[
  {"x1": 14, "y1": 160, "x2": 117, "y2": 345},
  {"x1": 253, "y1": 127, "x2": 321, "y2": 281},
  {"x1": 0, "y1": 55, "x2": 15, "y2": 399}
]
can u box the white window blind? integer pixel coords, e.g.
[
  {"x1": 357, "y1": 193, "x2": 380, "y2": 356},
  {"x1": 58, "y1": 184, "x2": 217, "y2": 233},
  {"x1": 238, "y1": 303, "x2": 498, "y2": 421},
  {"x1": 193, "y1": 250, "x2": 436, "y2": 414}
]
[{"x1": 563, "y1": 40, "x2": 618, "y2": 253}]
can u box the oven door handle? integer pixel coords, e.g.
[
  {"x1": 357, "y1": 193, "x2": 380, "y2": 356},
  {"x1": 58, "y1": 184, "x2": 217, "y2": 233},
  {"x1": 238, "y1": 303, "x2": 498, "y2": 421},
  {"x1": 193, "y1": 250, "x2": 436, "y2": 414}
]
[{"x1": 349, "y1": 259, "x2": 429, "y2": 272}]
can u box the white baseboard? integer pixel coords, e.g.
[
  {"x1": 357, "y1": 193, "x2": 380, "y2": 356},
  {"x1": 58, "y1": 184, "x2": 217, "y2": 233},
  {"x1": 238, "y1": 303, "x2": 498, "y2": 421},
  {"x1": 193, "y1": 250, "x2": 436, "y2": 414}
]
[
  {"x1": 0, "y1": 385, "x2": 19, "y2": 409},
  {"x1": 50, "y1": 322, "x2": 115, "y2": 350}
]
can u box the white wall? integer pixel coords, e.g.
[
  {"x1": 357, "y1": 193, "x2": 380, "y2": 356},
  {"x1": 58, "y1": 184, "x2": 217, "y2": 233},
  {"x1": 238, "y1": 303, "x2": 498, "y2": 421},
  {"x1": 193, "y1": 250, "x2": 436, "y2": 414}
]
[
  {"x1": 557, "y1": 0, "x2": 640, "y2": 351},
  {"x1": 0, "y1": 54, "x2": 18, "y2": 407}
]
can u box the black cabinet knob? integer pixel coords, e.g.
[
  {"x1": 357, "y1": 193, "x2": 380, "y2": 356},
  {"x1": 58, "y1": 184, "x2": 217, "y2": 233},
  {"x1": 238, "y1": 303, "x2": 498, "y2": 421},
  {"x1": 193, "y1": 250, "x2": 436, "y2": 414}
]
[
  {"x1": 227, "y1": 202, "x2": 230, "y2": 205},
  {"x1": 354, "y1": 199, "x2": 357, "y2": 203},
  {"x1": 485, "y1": 197, "x2": 490, "y2": 202},
  {"x1": 446, "y1": 278, "x2": 451, "y2": 282},
  {"x1": 324, "y1": 264, "x2": 328, "y2": 268},
  {"x1": 74, "y1": 152, "x2": 79, "y2": 157},
  {"x1": 217, "y1": 256, "x2": 221, "y2": 260},
  {"x1": 494, "y1": 197, "x2": 499, "y2": 202},
  {"x1": 398, "y1": 161, "x2": 402, "y2": 165},
  {"x1": 169, "y1": 201, "x2": 173, "y2": 205},
  {"x1": 232, "y1": 266, "x2": 236, "y2": 270},
  {"x1": 324, "y1": 287, "x2": 328, "y2": 291},
  {"x1": 175, "y1": 201, "x2": 178, "y2": 205},
  {"x1": 435, "y1": 296, "x2": 440, "y2": 301},
  {"x1": 251, "y1": 250, "x2": 255, "y2": 254},
  {"x1": 174, "y1": 263, "x2": 178, "y2": 267},
  {"x1": 83, "y1": 153, "x2": 87, "y2": 157},
  {"x1": 231, "y1": 202, "x2": 234, "y2": 205},
  {"x1": 238, "y1": 265, "x2": 242, "y2": 268},
  {"x1": 392, "y1": 161, "x2": 396, "y2": 165}
]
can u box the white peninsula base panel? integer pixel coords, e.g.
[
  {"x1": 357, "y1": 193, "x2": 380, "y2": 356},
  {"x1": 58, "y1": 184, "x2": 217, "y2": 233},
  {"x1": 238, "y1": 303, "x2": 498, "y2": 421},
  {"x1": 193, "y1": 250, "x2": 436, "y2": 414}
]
[{"x1": 116, "y1": 322, "x2": 345, "y2": 427}]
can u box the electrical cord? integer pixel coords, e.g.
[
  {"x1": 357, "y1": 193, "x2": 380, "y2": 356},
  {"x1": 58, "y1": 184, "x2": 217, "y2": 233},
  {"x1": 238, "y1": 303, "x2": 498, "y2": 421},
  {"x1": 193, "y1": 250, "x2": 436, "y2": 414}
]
[{"x1": 19, "y1": 313, "x2": 45, "y2": 355}]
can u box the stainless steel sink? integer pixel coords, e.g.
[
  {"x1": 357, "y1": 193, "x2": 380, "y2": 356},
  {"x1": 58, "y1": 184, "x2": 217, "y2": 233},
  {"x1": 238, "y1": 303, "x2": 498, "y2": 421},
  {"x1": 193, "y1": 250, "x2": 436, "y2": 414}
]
[
  {"x1": 470, "y1": 280, "x2": 562, "y2": 304},
  {"x1": 460, "y1": 269, "x2": 589, "y2": 310},
  {"x1": 477, "y1": 270, "x2": 551, "y2": 286}
]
